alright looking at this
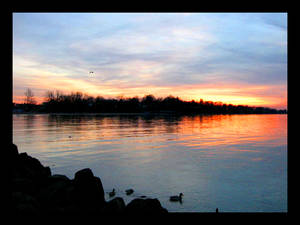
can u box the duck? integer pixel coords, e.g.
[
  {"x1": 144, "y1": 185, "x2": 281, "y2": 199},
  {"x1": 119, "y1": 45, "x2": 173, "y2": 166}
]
[
  {"x1": 169, "y1": 193, "x2": 183, "y2": 202},
  {"x1": 109, "y1": 188, "x2": 115, "y2": 197},
  {"x1": 125, "y1": 189, "x2": 134, "y2": 195}
]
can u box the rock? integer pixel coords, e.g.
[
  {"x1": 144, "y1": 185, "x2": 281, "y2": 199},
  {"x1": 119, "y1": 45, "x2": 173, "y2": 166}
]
[
  {"x1": 73, "y1": 168, "x2": 105, "y2": 209},
  {"x1": 125, "y1": 198, "x2": 168, "y2": 214},
  {"x1": 9, "y1": 144, "x2": 20, "y2": 178},
  {"x1": 17, "y1": 152, "x2": 51, "y2": 180},
  {"x1": 19, "y1": 152, "x2": 41, "y2": 168},
  {"x1": 9, "y1": 145, "x2": 170, "y2": 215},
  {"x1": 74, "y1": 168, "x2": 94, "y2": 181},
  {"x1": 102, "y1": 197, "x2": 126, "y2": 213},
  {"x1": 44, "y1": 166, "x2": 51, "y2": 177},
  {"x1": 36, "y1": 174, "x2": 74, "y2": 210},
  {"x1": 9, "y1": 143, "x2": 19, "y2": 162},
  {"x1": 46, "y1": 174, "x2": 70, "y2": 185},
  {"x1": 11, "y1": 152, "x2": 51, "y2": 193},
  {"x1": 12, "y1": 192, "x2": 40, "y2": 214},
  {"x1": 12, "y1": 178, "x2": 37, "y2": 195}
]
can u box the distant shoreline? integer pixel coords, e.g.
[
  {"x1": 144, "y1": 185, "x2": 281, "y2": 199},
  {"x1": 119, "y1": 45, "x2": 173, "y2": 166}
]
[
  {"x1": 13, "y1": 93, "x2": 288, "y2": 115},
  {"x1": 12, "y1": 111, "x2": 287, "y2": 116}
]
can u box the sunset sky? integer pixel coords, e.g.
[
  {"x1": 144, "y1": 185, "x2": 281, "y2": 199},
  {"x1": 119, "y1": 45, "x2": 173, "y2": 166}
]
[{"x1": 13, "y1": 13, "x2": 287, "y2": 109}]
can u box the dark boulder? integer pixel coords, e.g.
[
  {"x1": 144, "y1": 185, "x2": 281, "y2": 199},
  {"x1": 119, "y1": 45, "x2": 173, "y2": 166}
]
[
  {"x1": 73, "y1": 168, "x2": 105, "y2": 210},
  {"x1": 9, "y1": 143, "x2": 19, "y2": 162},
  {"x1": 102, "y1": 197, "x2": 126, "y2": 213},
  {"x1": 12, "y1": 177, "x2": 37, "y2": 195},
  {"x1": 45, "y1": 174, "x2": 71, "y2": 186},
  {"x1": 11, "y1": 152, "x2": 51, "y2": 194},
  {"x1": 9, "y1": 144, "x2": 20, "y2": 181},
  {"x1": 125, "y1": 198, "x2": 168, "y2": 214},
  {"x1": 9, "y1": 145, "x2": 169, "y2": 215},
  {"x1": 36, "y1": 174, "x2": 74, "y2": 210},
  {"x1": 12, "y1": 191, "x2": 40, "y2": 214},
  {"x1": 16, "y1": 152, "x2": 51, "y2": 180},
  {"x1": 74, "y1": 168, "x2": 94, "y2": 181}
]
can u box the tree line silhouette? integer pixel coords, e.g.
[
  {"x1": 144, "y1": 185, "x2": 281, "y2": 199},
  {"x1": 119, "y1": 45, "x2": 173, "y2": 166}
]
[{"x1": 13, "y1": 90, "x2": 287, "y2": 114}]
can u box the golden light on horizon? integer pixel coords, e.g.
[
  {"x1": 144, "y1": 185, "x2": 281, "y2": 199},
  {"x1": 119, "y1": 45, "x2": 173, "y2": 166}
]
[{"x1": 13, "y1": 80, "x2": 287, "y2": 110}]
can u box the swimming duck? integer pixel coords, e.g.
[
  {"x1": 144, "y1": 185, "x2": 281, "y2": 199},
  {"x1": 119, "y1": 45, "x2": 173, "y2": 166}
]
[
  {"x1": 109, "y1": 188, "x2": 115, "y2": 197},
  {"x1": 169, "y1": 193, "x2": 183, "y2": 202},
  {"x1": 125, "y1": 189, "x2": 134, "y2": 195}
]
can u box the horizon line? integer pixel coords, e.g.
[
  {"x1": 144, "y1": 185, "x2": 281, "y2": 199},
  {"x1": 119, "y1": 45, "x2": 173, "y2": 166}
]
[{"x1": 13, "y1": 92, "x2": 287, "y2": 111}]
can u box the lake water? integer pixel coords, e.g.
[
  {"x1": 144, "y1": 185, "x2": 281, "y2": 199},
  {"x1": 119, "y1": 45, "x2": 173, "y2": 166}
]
[{"x1": 12, "y1": 114, "x2": 287, "y2": 212}]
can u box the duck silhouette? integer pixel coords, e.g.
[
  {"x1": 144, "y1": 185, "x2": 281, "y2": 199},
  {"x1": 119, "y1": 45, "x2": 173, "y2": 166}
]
[
  {"x1": 125, "y1": 189, "x2": 134, "y2": 195},
  {"x1": 109, "y1": 188, "x2": 115, "y2": 197},
  {"x1": 169, "y1": 193, "x2": 183, "y2": 202}
]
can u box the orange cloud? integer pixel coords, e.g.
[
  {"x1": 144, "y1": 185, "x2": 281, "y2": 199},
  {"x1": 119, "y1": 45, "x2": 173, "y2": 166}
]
[{"x1": 13, "y1": 63, "x2": 287, "y2": 109}]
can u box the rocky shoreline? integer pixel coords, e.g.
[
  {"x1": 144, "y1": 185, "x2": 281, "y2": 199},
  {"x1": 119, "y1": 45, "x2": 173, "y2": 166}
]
[{"x1": 8, "y1": 143, "x2": 168, "y2": 215}]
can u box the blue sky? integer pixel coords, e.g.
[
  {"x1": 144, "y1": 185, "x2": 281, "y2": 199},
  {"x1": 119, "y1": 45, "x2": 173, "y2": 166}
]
[{"x1": 13, "y1": 13, "x2": 287, "y2": 109}]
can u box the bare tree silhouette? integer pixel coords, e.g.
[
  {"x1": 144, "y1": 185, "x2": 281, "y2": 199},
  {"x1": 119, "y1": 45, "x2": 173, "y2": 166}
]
[{"x1": 24, "y1": 88, "x2": 36, "y2": 105}]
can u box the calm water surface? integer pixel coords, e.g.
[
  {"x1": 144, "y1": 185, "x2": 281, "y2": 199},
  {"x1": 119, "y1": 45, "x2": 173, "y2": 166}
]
[{"x1": 13, "y1": 114, "x2": 287, "y2": 212}]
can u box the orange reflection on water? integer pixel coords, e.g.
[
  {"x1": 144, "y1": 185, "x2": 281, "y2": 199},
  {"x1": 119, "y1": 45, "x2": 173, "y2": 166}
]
[
  {"x1": 13, "y1": 114, "x2": 287, "y2": 161},
  {"x1": 48, "y1": 114, "x2": 287, "y2": 148},
  {"x1": 174, "y1": 114, "x2": 287, "y2": 152}
]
